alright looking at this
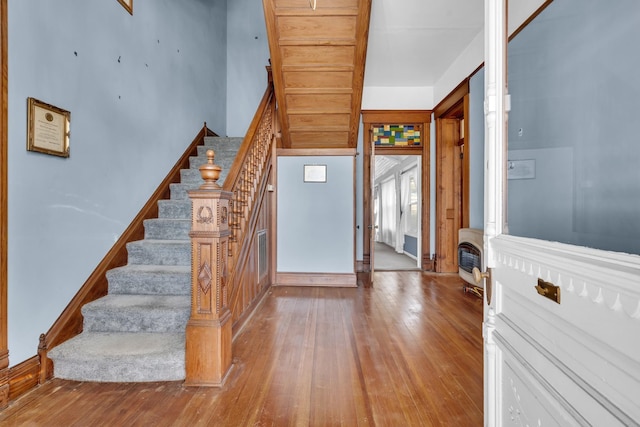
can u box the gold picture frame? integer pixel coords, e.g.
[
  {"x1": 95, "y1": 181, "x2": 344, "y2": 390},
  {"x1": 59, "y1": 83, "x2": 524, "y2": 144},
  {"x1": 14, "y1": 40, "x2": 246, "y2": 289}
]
[
  {"x1": 117, "y1": 0, "x2": 133, "y2": 15},
  {"x1": 27, "y1": 97, "x2": 70, "y2": 158}
]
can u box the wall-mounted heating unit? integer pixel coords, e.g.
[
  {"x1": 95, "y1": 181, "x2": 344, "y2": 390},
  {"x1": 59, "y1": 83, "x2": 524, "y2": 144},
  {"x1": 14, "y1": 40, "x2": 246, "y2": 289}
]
[{"x1": 458, "y1": 228, "x2": 484, "y2": 297}]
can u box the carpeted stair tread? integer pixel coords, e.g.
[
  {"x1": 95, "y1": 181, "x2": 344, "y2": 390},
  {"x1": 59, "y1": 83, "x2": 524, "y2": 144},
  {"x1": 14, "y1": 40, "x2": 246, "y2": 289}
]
[
  {"x1": 107, "y1": 265, "x2": 190, "y2": 295},
  {"x1": 82, "y1": 294, "x2": 190, "y2": 333},
  {"x1": 48, "y1": 332, "x2": 185, "y2": 382},
  {"x1": 169, "y1": 182, "x2": 205, "y2": 200}
]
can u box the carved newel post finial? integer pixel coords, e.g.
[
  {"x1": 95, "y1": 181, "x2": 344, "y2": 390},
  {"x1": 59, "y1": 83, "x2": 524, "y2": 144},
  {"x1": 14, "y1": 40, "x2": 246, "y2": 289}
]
[{"x1": 199, "y1": 149, "x2": 222, "y2": 190}]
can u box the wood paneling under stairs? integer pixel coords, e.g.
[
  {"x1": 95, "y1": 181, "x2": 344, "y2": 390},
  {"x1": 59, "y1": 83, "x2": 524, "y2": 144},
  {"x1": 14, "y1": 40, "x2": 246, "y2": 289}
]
[{"x1": 0, "y1": 272, "x2": 483, "y2": 426}]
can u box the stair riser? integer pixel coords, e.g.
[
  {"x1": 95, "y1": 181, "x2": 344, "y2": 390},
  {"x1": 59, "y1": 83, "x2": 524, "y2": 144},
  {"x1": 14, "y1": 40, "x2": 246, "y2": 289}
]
[
  {"x1": 158, "y1": 200, "x2": 191, "y2": 220},
  {"x1": 107, "y1": 269, "x2": 190, "y2": 295},
  {"x1": 204, "y1": 136, "x2": 243, "y2": 145},
  {"x1": 184, "y1": 165, "x2": 231, "y2": 187},
  {"x1": 181, "y1": 162, "x2": 235, "y2": 182},
  {"x1": 48, "y1": 332, "x2": 186, "y2": 382},
  {"x1": 180, "y1": 169, "x2": 204, "y2": 184},
  {"x1": 83, "y1": 308, "x2": 190, "y2": 333},
  {"x1": 197, "y1": 145, "x2": 242, "y2": 157},
  {"x1": 203, "y1": 137, "x2": 244, "y2": 149},
  {"x1": 144, "y1": 219, "x2": 191, "y2": 240},
  {"x1": 126, "y1": 242, "x2": 191, "y2": 266},
  {"x1": 52, "y1": 358, "x2": 186, "y2": 383},
  {"x1": 169, "y1": 182, "x2": 202, "y2": 201}
]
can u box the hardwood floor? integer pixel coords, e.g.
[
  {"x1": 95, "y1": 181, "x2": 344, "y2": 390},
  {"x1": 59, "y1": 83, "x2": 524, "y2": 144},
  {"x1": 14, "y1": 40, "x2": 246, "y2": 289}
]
[{"x1": 0, "y1": 272, "x2": 483, "y2": 426}]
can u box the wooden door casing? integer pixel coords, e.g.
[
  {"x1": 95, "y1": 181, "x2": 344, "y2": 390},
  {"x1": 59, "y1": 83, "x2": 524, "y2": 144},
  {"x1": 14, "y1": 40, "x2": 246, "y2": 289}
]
[
  {"x1": 434, "y1": 80, "x2": 470, "y2": 274},
  {"x1": 0, "y1": 0, "x2": 8, "y2": 409},
  {"x1": 361, "y1": 110, "x2": 432, "y2": 273}
]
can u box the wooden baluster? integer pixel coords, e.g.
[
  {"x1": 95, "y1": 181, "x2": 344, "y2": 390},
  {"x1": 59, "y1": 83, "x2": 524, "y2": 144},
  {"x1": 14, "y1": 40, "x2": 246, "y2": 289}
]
[
  {"x1": 242, "y1": 168, "x2": 250, "y2": 217},
  {"x1": 185, "y1": 149, "x2": 233, "y2": 387},
  {"x1": 249, "y1": 150, "x2": 257, "y2": 204},
  {"x1": 239, "y1": 169, "x2": 246, "y2": 208},
  {"x1": 228, "y1": 197, "x2": 238, "y2": 260}
]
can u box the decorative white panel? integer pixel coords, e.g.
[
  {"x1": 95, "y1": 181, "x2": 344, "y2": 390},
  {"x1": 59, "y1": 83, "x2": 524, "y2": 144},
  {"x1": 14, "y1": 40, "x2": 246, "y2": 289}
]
[{"x1": 490, "y1": 234, "x2": 640, "y2": 426}]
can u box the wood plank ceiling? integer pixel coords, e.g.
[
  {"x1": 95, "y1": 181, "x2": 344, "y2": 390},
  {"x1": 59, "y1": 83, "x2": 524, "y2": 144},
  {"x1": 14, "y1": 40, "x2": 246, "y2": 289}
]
[{"x1": 262, "y1": 0, "x2": 372, "y2": 149}]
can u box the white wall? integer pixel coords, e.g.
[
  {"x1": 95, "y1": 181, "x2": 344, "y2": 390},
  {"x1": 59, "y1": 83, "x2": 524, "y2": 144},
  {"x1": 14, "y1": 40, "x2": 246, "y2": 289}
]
[
  {"x1": 432, "y1": 0, "x2": 548, "y2": 105},
  {"x1": 226, "y1": 0, "x2": 270, "y2": 137},
  {"x1": 277, "y1": 156, "x2": 354, "y2": 273},
  {"x1": 362, "y1": 87, "x2": 434, "y2": 110},
  {"x1": 7, "y1": 0, "x2": 227, "y2": 365}
]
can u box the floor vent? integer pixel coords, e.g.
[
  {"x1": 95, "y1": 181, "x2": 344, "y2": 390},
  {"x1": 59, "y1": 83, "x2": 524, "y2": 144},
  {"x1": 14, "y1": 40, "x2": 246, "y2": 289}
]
[{"x1": 258, "y1": 230, "x2": 267, "y2": 279}]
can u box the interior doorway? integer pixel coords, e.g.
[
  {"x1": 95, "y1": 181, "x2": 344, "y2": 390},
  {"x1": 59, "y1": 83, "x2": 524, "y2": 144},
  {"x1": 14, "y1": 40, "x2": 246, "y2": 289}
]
[
  {"x1": 361, "y1": 110, "x2": 432, "y2": 277},
  {"x1": 434, "y1": 81, "x2": 470, "y2": 273},
  {"x1": 373, "y1": 155, "x2": 421, "y2": 270}
]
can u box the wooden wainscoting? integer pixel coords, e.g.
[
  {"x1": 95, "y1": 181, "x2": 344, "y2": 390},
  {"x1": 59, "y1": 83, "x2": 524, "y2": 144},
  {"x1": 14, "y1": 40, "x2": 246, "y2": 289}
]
[
  {"x1": 229, "y1": 184, "x2": 274, "y2": 334},
  {"x1": 7, "y1": 357, "x2": 39, "y2": 402}
]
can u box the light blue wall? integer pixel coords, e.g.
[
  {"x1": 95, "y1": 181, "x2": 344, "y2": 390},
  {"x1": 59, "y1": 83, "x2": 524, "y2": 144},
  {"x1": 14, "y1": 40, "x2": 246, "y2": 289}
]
[
  {"x1": 226, "y1": 0, "x2": 270, "y2": 137},
  {"x1": 469, "y1": 69, "x2": 485, "y2": 230},
  {"x1": 8, "y1": 0, "x2": 227, "y2": 365},
  {"x1": 507, "y1": 0, "x2": 640, "y2": 254},
  {"x1": 355, "y1": 123, "x2": 364, "y2": 260},
  {"x1": 277, "y1": 156, "x2": 354, "y2": 273},
  {"x1": 403, "y1": 235, "x2": 418, "y2": 257}
]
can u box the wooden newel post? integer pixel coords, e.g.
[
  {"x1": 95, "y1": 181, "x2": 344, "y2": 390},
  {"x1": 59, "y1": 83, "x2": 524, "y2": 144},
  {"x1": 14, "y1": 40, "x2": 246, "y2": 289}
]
[{"x1": 185, "y1": 149, "x2": 233, "y2": 387}]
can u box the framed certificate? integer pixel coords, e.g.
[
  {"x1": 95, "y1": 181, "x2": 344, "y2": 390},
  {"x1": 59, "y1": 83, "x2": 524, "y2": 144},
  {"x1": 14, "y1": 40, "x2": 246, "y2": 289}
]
[
  {"x1": 117, "y1": 0, "x2": 133, "y2": 15},
  {"x1": 27, "y1": 97, "x2": 70, "y2": 158}
]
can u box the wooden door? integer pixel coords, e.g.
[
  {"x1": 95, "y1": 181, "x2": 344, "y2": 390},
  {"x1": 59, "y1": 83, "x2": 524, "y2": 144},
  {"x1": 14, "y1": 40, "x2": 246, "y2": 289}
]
[
  {"x1": 483, "y1": 0, "x2": 640, "y2": 425},
  {"x1": 435, "y1": 118, "x2": 463, "y2": 273}
]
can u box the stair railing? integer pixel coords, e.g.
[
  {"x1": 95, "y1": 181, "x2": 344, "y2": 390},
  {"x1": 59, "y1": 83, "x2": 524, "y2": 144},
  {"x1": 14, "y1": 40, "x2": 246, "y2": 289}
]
[
  {"x1": 223, "y1": 69, "x2": 276, "y2": 324},
  {"x1": 185, "y1": 67, "x2": 276, "y2": 386}
]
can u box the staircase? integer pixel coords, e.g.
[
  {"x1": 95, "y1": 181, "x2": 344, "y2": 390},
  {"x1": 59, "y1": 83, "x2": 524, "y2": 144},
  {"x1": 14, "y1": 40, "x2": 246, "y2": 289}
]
[{"x1": 48, "y1": 137, "x2": 243, "y2": 382}]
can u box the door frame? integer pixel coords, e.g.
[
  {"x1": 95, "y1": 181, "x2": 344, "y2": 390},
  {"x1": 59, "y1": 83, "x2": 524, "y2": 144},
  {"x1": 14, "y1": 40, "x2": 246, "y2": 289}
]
[
  {"x1": 483, "y1": 0, "x2": 508, "y2": 423},
  {"x1": 434, "y1": 80, "x2": 470, "y2": 273},
  {"x1": 1, "y1": 0, "x2": 9, "y2": 408},
  {"x1": 362, "y1": 110, "x2": 432, "y2": 272}
]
